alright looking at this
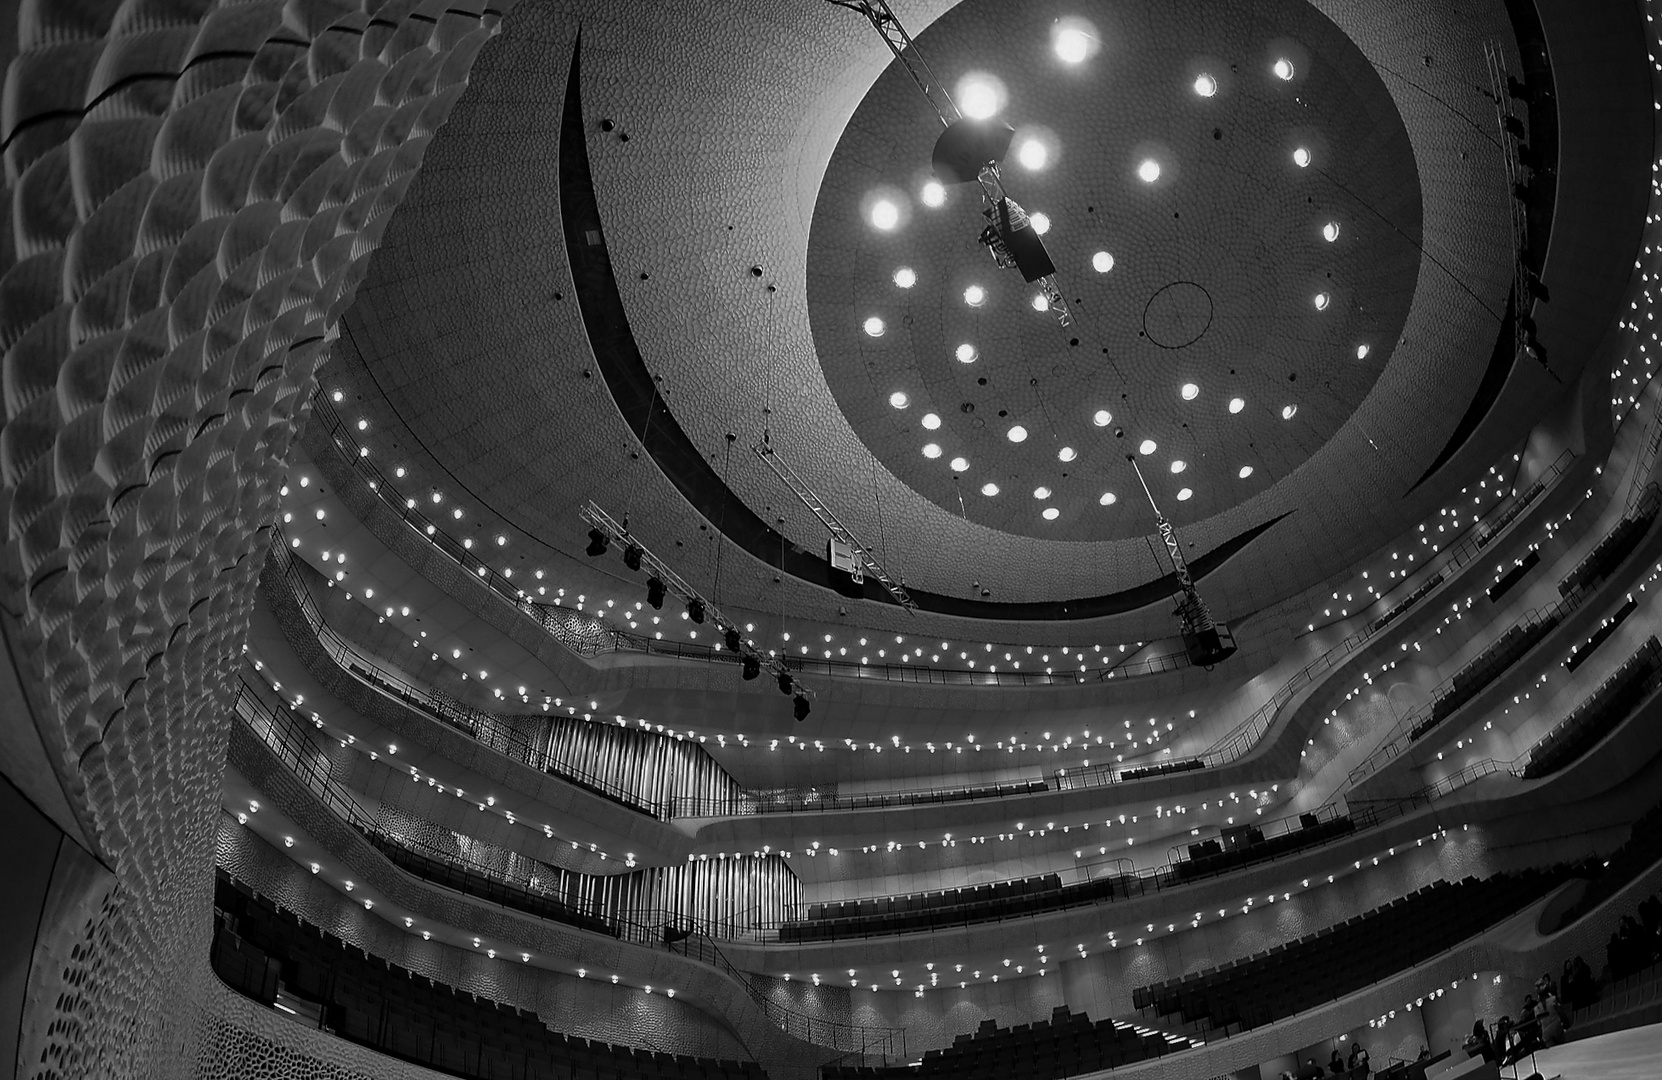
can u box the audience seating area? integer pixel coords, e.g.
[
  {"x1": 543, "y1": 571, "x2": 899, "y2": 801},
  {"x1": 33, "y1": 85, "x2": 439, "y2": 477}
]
[
  {"x1": 1174, "y1": 815, "x2": 1357, "y2": 882},
  {"x1": 1487, "y1": 549, "x2": 1541, "y2": 602},
  {"x1": 211, "y1": 872, "x2": 763, "y2": 1080},
  {"x1": 749, "y1": 779, "x2": 1047, "y2": 814},
  {"x1": 1558, "y1": 492, "x2": 1659, "y2": 597},
  {"x1": 1561, "y1": 800, "x2": 1662, "y2": 928},
  {"x1": 1566, "y1": 596, "x2": 1639, "y2": 672},
  {"x1": 824, "y1": 1005, "x2": 1193, "y2": 1080},
  {"x1": 1411, "y1": 614, "x2": 1562, "y2": 740},
  {"x1": 1371, "y1": 572, "x2": 1445, "y2": 632},
  {"x1": 1133, "y1": 870, "x2": 1570, "y2": 1033},
  {"x1": 1523, "y1": 636, "x2": 1662, "y2": 778},
  {"x1": 1120, "y1": 758, "x2": 1205, "y2": 782}
]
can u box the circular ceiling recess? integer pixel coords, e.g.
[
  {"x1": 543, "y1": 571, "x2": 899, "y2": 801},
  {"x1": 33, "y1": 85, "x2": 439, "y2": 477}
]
[{"x1": 808, "y1": 0, "x2": 1423, "y2": 541}]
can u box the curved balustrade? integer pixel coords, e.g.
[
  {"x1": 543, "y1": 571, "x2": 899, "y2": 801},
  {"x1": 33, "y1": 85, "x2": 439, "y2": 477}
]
[
  {"x1": 234, "y1": 681, "x2": 904, "y2": 1056},
  {"x1": 1523, "y1": 636, "x2": 1662, "y2": 779}
]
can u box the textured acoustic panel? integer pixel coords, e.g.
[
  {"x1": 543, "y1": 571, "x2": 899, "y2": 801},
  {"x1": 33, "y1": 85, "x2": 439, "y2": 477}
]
[{"x1": 0, "y1": 0, "x2": 509, "y2": 1076}]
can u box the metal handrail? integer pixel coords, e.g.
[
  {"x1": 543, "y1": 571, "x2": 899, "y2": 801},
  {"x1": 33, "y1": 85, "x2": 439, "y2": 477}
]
[{"x1": 235, "y1": 679, "x2": 906, "y2": 1058}]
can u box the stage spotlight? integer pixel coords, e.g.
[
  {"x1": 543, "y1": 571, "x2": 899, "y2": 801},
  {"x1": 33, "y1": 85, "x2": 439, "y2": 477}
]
[
  {"x1": 742, "y1": 655, "x2": 761, "y2": 681},
  {"x1": 646, "y1": 577, "x2": 666, "y2": 609},
  {"x1": 724, "y1": 628, "x2": 742, "y2": 652},
  {"x1": 687, "y1": 598, "x2": 705, "y2": 624},
  {"x1": 586, "y1": 529, "x2": 609, "y2": 557},
  {"x1": 623, "y1": 544, "x2": 642, "y2": 571},
  {"x1": 793, "y1": 695, "x2": 811, "y2": 722},
  {"x1": 777, "y1": 672, "x2": 794, "y2": 695}
]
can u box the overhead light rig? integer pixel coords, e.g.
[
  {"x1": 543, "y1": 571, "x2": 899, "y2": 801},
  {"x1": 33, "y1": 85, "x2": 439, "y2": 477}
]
[
  {"x1": 579, "y1": 502, "x2": 815, "y2": 719},
  {"x1": 1126, "y1": 457, "x2": 1237, "y2": 668},
  {"x1": 828, "y1": 0, "x2": 1072, "y2": 326}
]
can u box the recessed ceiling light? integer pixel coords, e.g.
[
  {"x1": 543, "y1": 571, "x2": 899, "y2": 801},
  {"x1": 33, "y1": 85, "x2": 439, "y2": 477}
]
[
  {"x1": 1029, "y1": 212, "x2": 1051, "y2": 235},
  {"x1": 956, "y1": 343, "x2": 978, "y2": 363},
  {"x1": 1058, "y1": 447, "x2": 1077, "y2": 462},
  {"x1": 1137, "y1": 159, "x2": 1161, "y2": 183},
  {"x1": 1018, "y1": 141, "x2": 1048, "y2": 171},
  {"x1": 1177, "y1": 488, "x2": 1193, "y2": 501},
  {"x1": 923, "y1": 443, "x2": 943, "y2": 458},
  {"x1": 981, "y1": 483, "x2": 1000, "y2": 497},
  {"x1": 950, "y1": 456, "x2": 970, "y2": 472},
  {"x1": 956, "y1": 75, "x2": 1003, "y2": 119},
  {"x1": 922, "y1": 412, "x2": 942, "y2": 430},
  {"x1": 1194, "y1": 73, "x2": 1217, "y2": 97},
  {"x1": 1170, "y1": 460, "x2": 1186, "y2": 474},
  {"x1": 893, "y1": 266, "x2": 917, "y2": 288},
  {"x1": 1238, "y1": 465, "x2": 1254, "y2": 479},
  {"x1": 1181, "y1": 382, "x2": 1199, "y2": 401},
  {"x1": 1054, "y1": 27, "x2": 1090, "y2": 64},
  {"x1": 1138, "y1": 439, "x2": 1157, "y2": 455},
  {"x1": 889, "y1": 391, "x2": 909, "y2": 409},
  {"x1": 1228, "y1": 397, "x2": 1245, "y2": 414},
  {"x1": 1356, "y1": 344, "x2": 1370, "y2": 360},
  {"x1": 1042, "y1": 507, "x2": 1061, "y2": 521},
  {"x1": 964, "y1": 285, "x2": 986, "y2": 306},
  {"x1": 1033, "y1": 486, "x2": 1052, "y2": 500},
  {"x1": 921, "y1": 180, "x2": 946, "y2": 207},
  {"x1": 1092, "y1": 409, "x2": 1113, "y2": 427},
  {"x1": 1273, "y1": 58, "x2": 1295, "y2": 80},
  {"x1": 1091, "y1": 251, "x2": 1115, "y2": 273},
  {"x1": 1322, "y1": 222, "x2": 1340, "y2": 243},
  {"x1": 1099, "y1": 492, "x2": 1117, "y2": 506},
  {"x1": 1007, "y1": 425, "x2": 1029, "y2": 443},
  {"x1": 1293, "y1": 147, "x2": 1311, "y2": 168},
  {"x1": 871, "y1": 199, "x2": 899, "y2": 230},
  {"x1": 1031, "y1": 294, "x2": 1051, "y2": 312},
  {"x1": 864, "y1": 316, "x2": 886, "y2": 336},
  {"x1": 1314, "y1": 292, "x2": 1330, "y2": 311},
  {"x1": 1281, "y1": 404, "x2": 1298, "y2": 420}
]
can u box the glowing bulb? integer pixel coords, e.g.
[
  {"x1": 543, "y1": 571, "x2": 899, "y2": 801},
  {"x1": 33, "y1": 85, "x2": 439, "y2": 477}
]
[
  {"x1": 1239, "y1": 465, "x2": 1254, "y2": 479},
  {"x1": 864, "y1": 315, "x2": 886, "y2": 336},
  {"x1": 1029, "y1": 211, "x2": 1051, "y2": 234},
  {"x1": 1293, "y1": 147, "x2": 1311, "y2": 168},
  {"x1": 1281, "y1": 404, "x2": 1298, "y2": 420},
  {"x1": 921, "y1": 443, "x2": 943, "y2": 460},
  {"x1": 893, "y1": 266, "x2": 916, "y2": 288},
  {"x1": 1033, "y1": 486, "x2": 1052, "y2": 500},
  {"x1": 1357, "y1": 344, "x2": 1370, "y2": 360},
  {"x1": 956, "y1": 342, "x2": 978, "y2": 363},
  {"x1": 963, "y1": 284, "x2": 986, "y2": 306},
  {"x1": 1099, "y1": 491, "x2": 1117, "y2": 506},
  {"x1": 1194, "y1": 73, "x2": 1217, "y2": 97},
  {"x1": 1058, "y1": 447, "x2": 1077, "y2": 462},
  {"x1": 888, "y1": 391, "x2": 909, "y2": 409},
  {"x1": 1018, "y1": 141, "x2": 1049, "y2": 170},
  {"x1": 1177, "y1": 487, "x2": 1193, "y2": 501},
  {"x1": 1181, "y1": 382, "x2": 1199, "y2": 400},
  {"x1": 1092, "y1": 409, "x2": 1113, "y2": 426},
  {"x1": 949, "y1": 456, "x2": 970, "y2": 472},
  {"x1": 1091, "y1": 251, "x2": 1114, "y2": 273},
  {"x1": 957, "y1": 77, "x2": 1002, "y2": 119},
  {"x1": 870, "y1": 199, "x2": 899, "y2": 230},
  {"x1": 1170, "y1": 460, "x2": 1186, "y2": 474},
  {"x1": 1042, "y1": 507, "x2": 1061, "y2": 520},
  {"x1": 1323, "y1": 222, "x2": 1340, "y2": 242},
  {"x1": 921, "y1": 180, "x2": 945, "y2": 207},
  {"x1": 1031, "y1": 294, "x2": 1050, "y2": 312},
  {"x1": 1054, "y1": 28, "x2": 1090, "y2": 64},
  {"x1": 921, "y1": 412, "x2": 942, "y2": 430},
  {"x1": 1229, "y1": 397, "x2": 1245, "y2": 414},
  {"x1": 1273, "y1": 58, "x2": 1295, "y2": 80},
  {"x1": 1137, "y1": 159, "x2": 1161, "y2": 183},
  {"x1": 1314, "y1": 292, "x2": 1330, "y2": 311},
  {"x1": 1007, "y1": 425, "x2": 1029, "y2": 443},
  {"x1": 1138, "y1": 439, "x2": 1157, "y2": 455},
  {"x1": 981, "y1": 483, "x2": 1000, "y2": 497}
]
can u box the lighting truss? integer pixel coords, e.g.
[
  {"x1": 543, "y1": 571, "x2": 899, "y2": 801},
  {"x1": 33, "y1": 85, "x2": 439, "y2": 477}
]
[
  {"x1": 1126, "y1": 457, "x2": 1237, "y2": 666},
  {"x1": 827, "y1": 0, "x2": 1073, "y2": 327},
  {"x1": 753, "y1": 440, "x2": 916, "y2": 611},
  {"x1": 578, "y1": 502, "x2": 812, "y2": 696}
]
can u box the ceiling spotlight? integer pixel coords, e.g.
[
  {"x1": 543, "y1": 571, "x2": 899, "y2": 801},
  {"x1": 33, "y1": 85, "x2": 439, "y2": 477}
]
[
  {"x1": 1282, "y1": 404, "x2": 1299, "y2": 420},
  {"x1": 1323, "y1": 222, "x2": 1340, "y2": 242},
  {"x1": 963, "y1": 285, "x2": 986, "y2": 306},
  {"x1": 586, "y1": 529, "x2": 610, "y2": 557},
  {"x1": 1042, "y1": 507, "x2": 1061, "y2": 521},
  {"x1": 893, "y1": 266, "x2": 917, "y2": 288},
  {"x1": 1053, "y1": 26, "x2": 1091, "y2": 64},
  {"x1": 921, "y1": 180, "x2": 946, "y2": 207},
  {"x1": 889, "y1": 391, "x2": 910, "y2": 409},
  {"x1": 1092, "y1": 409, "x2": 1113, "y2": 427},
  {"x1": 646, "y1": 577, "x2": 666, "y2": 609},
  {"x1": 864, "y1": 316, "x2": 887, "y2": 336},
  {"x1": 724, "y1": 628, "x2": 742, "y2": 652},
  {"x1": 623, "y1": 544, "x2": 643, "y2": 571},
  {"x1": 1029, "y1": 211, "x2": 1051, "y2": 234},
  {"x1": 1058, "y1": 447, "x2": 1077, "y2": 462},
  {"x1": 1099, "y1": 492, "x2": 1117, "y2": 506},
  {"x1": 1091, "y1": 251, "x2": 1114, "y2": 273},
  {"x1": 1357, "y1": 344, "x2": 1371, "y2": 360},
  {"x1": 1137, "y1": 159, "x2": 1161, "y2": 183},
  {"x1": 1229, "y1": 397, "x2": 1245, "y2": 414},
  {"x1": 1031, "y1": 294, "x2": 1050, "y2": 312},
  {"x1": 1293, "y1": 147, "x2": 1311, "y2": 168},
  {"x1": 1033, "y1": 486, "x2": 1052, "y2": 500},
  {"x1": 981, "y1": 483, "x2": 1000, "y2": 497},
  {"x1": 1194, "y1": 73, "x2": 1217, "y2": 97},
  {"x1": 956, "y1": 343, "x2": 978, "y2": 363},
  {"x1": 1170, "y1": 460, "x2": 1186, "y2": 474},
  {"x1": 950, "y1": 456, "x2": 970, "y2": 472},
  {"x1": 1314, "y1": 293, "x2": 1330, "y2": 311},
  {"x1": 1177, "y1": 488, "x2": 1193, "y2": 501},
  {"x1": 922, "y1": 412, "x2": 942, "y2": 430},
  {"x1": 1138, "y1": 439, "x2": 1157, "y2": 455},
  {"x1": 777, "y1": 671, "x2": 794, "y2": 696},
  {"x1": 1238, "y1": 465, "x2": 1255, "y2": 479},
  {"x1": 870, "y1": 199, "x2": 899, "y2": 230},
  {"x1": 1273, "y1": 58, "x2": 1295, "y2": 80},
  {"x1": 922, "y1": 443, "x2": 942, "y2": 459},
  {"x1": 741, "y1": 655, "x2": 761, "y2": 681},
  {"x1": 955, "y1": 75, "x2": 1004, "y2": 119},
  {"x1": 793, "y1": 694, "x2": 812, "y2": 722},
  {"x1": 1018, "y1": 141, "x2": 1048, "y2": 171},
  {"x1": 686, "y1": 598, "x2": 705, "y2": 624},
  {"x1": 1181, "y1": 382, "x2": 1199, "y2": 401}
]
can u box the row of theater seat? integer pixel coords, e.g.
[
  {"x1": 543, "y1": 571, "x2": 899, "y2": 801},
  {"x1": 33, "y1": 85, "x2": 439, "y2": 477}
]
[
  {"x1": 1522, "y1": 636, "x2": 1662, "y2": 778},
  {"x1": 1133, "y1": 870, "x2": 1570, "y2": 1033},
  {"x1": 824, "y1": 1006, "x2": 1193, "y2": 1080},
  {"x1": 1566, "y1": 596, "x2": 1638, "y2": 672},
  {"x1": 1371, "y1": 572, "x2": 1446, "y2": 633},
  {"x1": 1120, "y1": 758, "x2": 1205, "y2": 781},
  {"x1": 1174, "y1": 815, "x2": 1356, "y2": 881},
  {"x1": 1561, "y1": 799, "x2": 1662, "y2": 927},
  {"x1": 211, "y1": 872, "x2": 764, "y2": 1080},
  {"x1": 1558, "y1": 492, "x2": 1659, "y2": 598},
  {"x1": 1413, "y1": 614, "x2": 1562, "y2": 739},
  {"x1": 750, "y1": 779, "x2": 1048, "y2": 814}
]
